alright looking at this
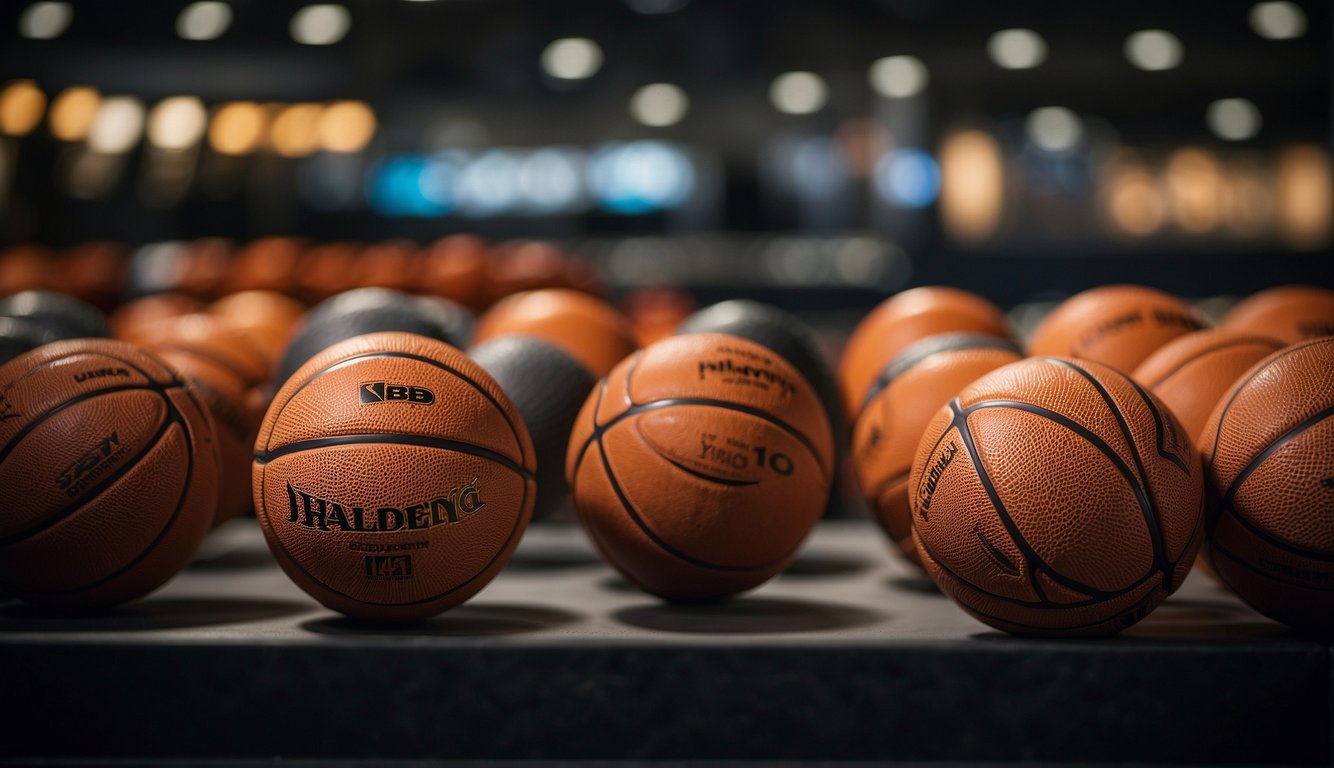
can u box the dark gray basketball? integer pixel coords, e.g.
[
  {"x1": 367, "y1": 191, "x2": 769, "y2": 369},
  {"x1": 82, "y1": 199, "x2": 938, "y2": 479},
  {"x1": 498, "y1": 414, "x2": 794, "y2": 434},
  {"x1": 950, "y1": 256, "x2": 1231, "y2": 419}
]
[
  {"x1": 0, "y1": 317, "x2": 59, "y2": 365},
  {"x1": 469, "y1": 335, "x2": 596, "y2": 521},
  {"x1": 277, "y1": 288, "x2": 473, "y2": 387},
  {"x1": 0, "y1": 290, "x2": 111, "y2": 341}
]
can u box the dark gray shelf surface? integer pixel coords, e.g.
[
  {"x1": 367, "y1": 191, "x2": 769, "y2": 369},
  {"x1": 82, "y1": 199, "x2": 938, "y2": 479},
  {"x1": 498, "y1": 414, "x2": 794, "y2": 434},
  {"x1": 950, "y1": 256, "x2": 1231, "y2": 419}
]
[{"x1": 1, "y1": 519, "x2": 1330, "y2": 766}]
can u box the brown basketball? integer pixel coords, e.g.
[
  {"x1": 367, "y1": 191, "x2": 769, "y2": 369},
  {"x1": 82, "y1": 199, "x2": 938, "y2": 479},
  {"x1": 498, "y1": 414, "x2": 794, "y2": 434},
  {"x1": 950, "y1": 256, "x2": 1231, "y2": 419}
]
[
  {"x1": 222, "y1": 237, "x2": 306, "y2": 295},
  {"x1": 110, "y1": 294, "x2": 206, "y2": 342},
  {"x1": 473, "y1": 288, "x2": 638, "y2": 377},
  {"x1": 909, "y1": 356, "x2": 1204, "y2": 636},
  {"x1": 420, "y1": 235, "x2": 489, "y2": 312},
  {"x1": 838, "y1": 287, "x2": 1009, "y2": 419},
  {"x1": 1199, "y1": 337, "x2": 1334, "y2": 630},
  {"x1": 294, "y1": 242, "x2": 362, "y2": 302},
  {"x1": 1222, "y1": 285, "x2": 1334, "y2": 345},
  {"x1": 852, "y1": 334, "x2": 1023, "y2": 568},
  {"x1": 0, "y1": 339, "x2": 221, "y2": 607},
  {"x1": 1027, "y1": 285, "x2": 1206, "y2": 373},
  {"x1": 0, "y1": 244, "x2": 53, "y2": 297},
  {"x1": 566, "y1": 334, "x2": 834, "y2": 601},
  {"x1": 54, "y1": 242, "x2": 125, "y2": 311},
  {"x1": 1132, "y1": 329, "x2": 1285, "y2": 441},
  {"x1": 253, "y1": 332, "x2": 535, "y2": 621},
  {"x1": 137, "y1": 315, "x2": 269, "y2": 526},
  {"x1": 208, "y1": 290, "x2": 307, "y2": 372},
  {"x1": 357, "y1": 240, "x2": 419, "y2": 292}
]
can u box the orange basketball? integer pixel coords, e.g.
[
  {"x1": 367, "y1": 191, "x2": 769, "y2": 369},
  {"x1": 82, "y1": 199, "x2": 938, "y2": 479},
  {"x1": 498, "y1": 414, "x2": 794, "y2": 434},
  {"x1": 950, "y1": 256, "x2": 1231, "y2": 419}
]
[
  {"x1": 0, "y1": 339, "x2": 221, "y2": 607},
  {"x1": 295, "y1": 242, "x2": 362, "y2": 302},
  {"x1": 0, "y1": 244, "x2": 52, "y2": 297},
  {"x1": 909, "y1": 356, "x2": 1204, "y2": 636},
  {"x1": 253, "y1": 332, "x2": 536, "y2": 621},
  {"x1": 137, "y1": 315, "x2": 269, "y2": 526},
  {"x1": 566, "y1": 334, "x2": 834, "y2": 601},
  {"x1": 1132, "y1": 329, "x2": 1285, "y2": 441},
  {"x1": 110, "y1": 294, "x2": 206, "y2": 342},
  {"x1": 838, "y1": 287, "x2": 1009, "y2": 419},
  {"x1": 420, "y1": 235, "x2": 489, "y2": 312},
  {"x1": 222, "y1": 237, "x2": 306, "y2": 295},
  {"x1": 1222, "y1": 285, "x2": 1334, "y2": 345},
  {"x1": 1199, "y1": 338, "x2": 1334, "y2": 630},
  {"x1": 473, "y1": 288, "x2": 638, "y2": 378},
  {"x1": 357, "y1": 240, "x2": 419, "y2": 292},
  {"x1": 852, "y1": 333, "x2": 1023, "y2": 567},
  {"x1": 54, "y1": 242, "x2": 125, "y2": 311},
  {"x1": 208, "y1": 290, "x2": 307, "y2": 372},
  {"x1": 1027, "y1": 285, "x2": 1206, "y2": 373}
]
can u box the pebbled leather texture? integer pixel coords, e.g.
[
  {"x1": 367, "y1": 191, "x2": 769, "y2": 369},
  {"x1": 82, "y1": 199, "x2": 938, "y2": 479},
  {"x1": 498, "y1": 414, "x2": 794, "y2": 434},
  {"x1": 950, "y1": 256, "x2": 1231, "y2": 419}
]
[
  {"x1": 1222, "y1": 284, "x2": 1334, "y2": 345},
  {"x1": 1027, "y1": 284, "x2": 1206, "y2": 373}
]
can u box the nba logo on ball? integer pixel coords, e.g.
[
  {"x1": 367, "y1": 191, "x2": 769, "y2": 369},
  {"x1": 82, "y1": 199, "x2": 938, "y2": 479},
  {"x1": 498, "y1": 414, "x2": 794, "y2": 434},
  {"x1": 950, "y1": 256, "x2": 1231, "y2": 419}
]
[{"x1": 359, "y1": 381, "x2": 436, "y2": 405}]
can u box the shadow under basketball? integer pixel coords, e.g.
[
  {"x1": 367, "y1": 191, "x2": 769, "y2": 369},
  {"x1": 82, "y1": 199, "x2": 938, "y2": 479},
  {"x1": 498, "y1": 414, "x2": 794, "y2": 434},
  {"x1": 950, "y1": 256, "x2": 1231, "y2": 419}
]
[
  {"x1": 0, "y1": 597, "x2": 310, "y2": 632},
  {"x1": 777, "y1": 552, "x2": 870, "y2": 579},
  {"x1": 300, "y1": 602, "x2": 583, "y2": 637},
  {"x1": 886, "y1": 573, "x2": 943, "y2": 595},
  {"x1": 613, "y1": 596, "x2": 884, "y2": 635}
]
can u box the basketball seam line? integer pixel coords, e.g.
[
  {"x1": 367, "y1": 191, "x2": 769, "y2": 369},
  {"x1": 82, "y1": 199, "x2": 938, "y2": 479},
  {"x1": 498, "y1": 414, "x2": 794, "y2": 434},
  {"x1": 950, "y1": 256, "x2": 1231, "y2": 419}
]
[
  {"x1": 1119, "y1": 373, "x2": 1192, "y2": 475},
  {"x1": 263, "y1": 350, "x2": 529, "y2": 470},
  {"x1": 859, "y1": 335, "x2": 1021, "y2": 414},
  {"x1": 0, "y1": 405, "x2": 183, "y2": 548},
  {"x1": 1046, "y1": 358, "x2": 1174, "y2": 585},
  {"x1": 1139, "y1": 336, "x2": 1281, "y2": 390},
  {"x1": 1206, "y1": 338, "x2": 1330, "y2": 469},
  {"x1": 20, "y1": 392, "x2": 197, "y2": 597},
  {"x1": 657, "y1": 453, "x2": 760, "y2": 487},
  {"x1": 568, "y1": 378, "x2": 609, "y2": 486},
  {"x1": 594, "y1": 429, "x2": 794, "y2": 574},
  {"x1": 1216, "y1": 402, "x2": 1334, "y2": 563},
  {"x1": 0, "y1": 384, "x2": 169, "y2": 466},
  {"x1": 255, "y1": 459, "x2": 532, "y2": 608},
  {"x1": 253, "y1": 433, "x2": 535, "y2": 481},
  {"x1": 950, "y1": 399, "x2": 1124, "y2": 603}
]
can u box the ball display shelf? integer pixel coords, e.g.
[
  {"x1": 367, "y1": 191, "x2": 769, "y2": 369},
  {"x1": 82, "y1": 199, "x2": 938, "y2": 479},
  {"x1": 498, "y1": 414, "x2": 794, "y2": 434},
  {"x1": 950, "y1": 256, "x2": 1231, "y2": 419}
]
[{"x1": 0, "y1": 519, "x2": 1329, "y2": 767}]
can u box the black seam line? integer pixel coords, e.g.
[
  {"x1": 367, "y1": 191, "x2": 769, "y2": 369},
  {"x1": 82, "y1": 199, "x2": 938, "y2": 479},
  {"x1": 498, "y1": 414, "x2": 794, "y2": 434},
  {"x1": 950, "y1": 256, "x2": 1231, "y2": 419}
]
[
  {"x1": 974, "y1": 522, "x2": 1020, "y2": 576},
  {"x1": 1045, "y1": 358, "x2": 1173, "y2": 586},
  {"x1": 595, "y1": 430, "x2": 796, "y2": 574},
  {"x1": 254, "y1": 434, "x2": 535, "y2": 481},
  {"x1": 0, "y1": 385, "x2": 163, "y2": 465},
  {"x1": 1206, "y1": 341, "x2": 1318, "y2": 469},
  {"x1": 859, "y1": 335, "x2": 1021, "y2": 413},
  {"x1": 1211, "y1": 539, "x2": 1334, "y2": 592},
  {"x1": 1119, "y1": 372, "x2": 1191, "y2": 475},
  {"x1": 957, "y1": 581, "x2": 1163, "y2": 635},
  {"x1": 24, "y1": 398, "x2": 195, "y2": 595},
  {"x1": 911, "y1": 399, "x2": 960, "y2": 508},
  {"x1": 0, "y1": 404, "x2": 181, "y2": 548},
  {"x1": 1140, "y1": 337, "x2": 1281, "y2": 390},
  {"x1": 659, "y1": 454, "x2": 760, "y2": 487},
  {"x1": 569, "y1": 377, "x2": 608, "y2": 488},
  {"x1": 256, "y1": 461, "x2": 533, "y2": 608},
  {"x1": 956, "y1": 399, "x2": 1138, "y2": 601},
  {"x1": 262, "y1": 350, "x2": 528, "y2": 469},
  {"x1": 1218, "y1": 403, "x2": 1334, "y2": 562}
]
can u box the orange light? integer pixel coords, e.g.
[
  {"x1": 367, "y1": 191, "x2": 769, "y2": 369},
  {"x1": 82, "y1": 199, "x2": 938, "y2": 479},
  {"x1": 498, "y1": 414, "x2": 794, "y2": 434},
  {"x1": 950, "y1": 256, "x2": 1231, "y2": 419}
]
[
  {"x1": 1165, "y1": 147, "x2": 1223, "y2": 233},
  {"x1": 939, "y1": 129, "x2": 1004, "y2": 242},
  {"x1": 0, "y1": 80, "x2": 46, "y2": 137},
  {"x1": 1104, "y1": 163, "x2": 1166, "y2": 237},
  {"x1": 270, "y1": 103, "x2": 323, "y2": 158},
  {"x1": 1275, "y1": 144, "x2": 1332, "y2": 249},
  {"x1": 209, "y1": 102, "x2": 267, "y2": 156},
  {"x1": 49, "y1": 86, "x2": 100, "y2": 141},
  {"x1": 317, "y1": 100, "x2": 376, "y2": 153},
  {"x1": 1221, "y1": 160, "x2": 1273, "y2": 238}
]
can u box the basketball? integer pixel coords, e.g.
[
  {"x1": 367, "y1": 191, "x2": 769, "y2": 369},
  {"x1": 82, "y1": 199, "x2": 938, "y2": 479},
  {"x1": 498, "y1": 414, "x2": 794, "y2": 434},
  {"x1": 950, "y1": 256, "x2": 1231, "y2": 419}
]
[
  {"x1": 110, "y1": 294, "x2": 206, "y2": 342},
  {"x1": 276, "y1": 288, "x2": 473, "y2": 386},
  {"x1": 1132, "y1": 329, "x2": 1285, "y2": 440},
  {"x1": 838, "y1": 286, "x2": 1009, "y2": 419},
  {"x1": 1027, "y1": 285, "x2": 1206, "y2": 373},
  {"x1": 0, "y1": 339, "x2": 221, "y2": 607},
  {"x1": 207, "y1": 290, "x2": 307, "y2": 371},
  {"x1": 0, "y1": 244, "x2": 52, "y2": 297},
  {"x1": 473, "y1": 288, "x2": 637, "y2": 378},
  {"x1": 295, "y1": 242, "x2": 362, "y2": 302},
  {"x1": 852, "y1": 333, "x2": 1023, "y2": 567},
  {"x1": 1199, "y1": 337, "x2": 1334, "y2": 630},
  {"x1": 909, "y1": 356, "x2": 1204, "y2": 636},
  {"x1": 470, "y1": 335, "x2": 596, "y2": 520},
  {"x1": 356, "y1": 240, "x2": 419, "y2": 292},
  {"x1": 419, "y1": 235, "x2": 489, "y2": 312},
  {"x1": 1222, "y1": 285, "x2": 1334, "y2": 345},
  {"x1": 253, "y1": 332, "x2": 536, "y2": 621},
  {"x1": 222, "y1": 237, "x2": 306, "y2": 295},
  {"x1": 566, "y1": 334, "x2": 834, "y2": 601},
  {"x1": 0, "y1": 317, "x2": 58, "y2": 365},
  {"x1": 137, "y1": 315, "x2": 270, "y2": 526},
  {"x1": 0, "y1": 290, "x2": 111, "y2": 341}
]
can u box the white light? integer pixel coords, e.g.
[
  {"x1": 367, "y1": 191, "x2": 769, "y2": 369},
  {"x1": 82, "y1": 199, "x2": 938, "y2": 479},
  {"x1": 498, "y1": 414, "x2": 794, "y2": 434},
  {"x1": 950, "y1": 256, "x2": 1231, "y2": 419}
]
[
  {"x1": 457, "y1": 150, "x2": 523, "y2": 215},
  {"x1": 1206, "y1": 98, "x2": 1262, "y2": 141},
  {"x1": 987, "y1": 28, "x2": 1047, "y2": 70},
  {"x1": 1250, "y1": 1, "x2": 1306, "y2": 40},
  {"x1": 1026, "y1": 107, "x2": 1082, "y2": 152},
  {"x1": 88, "y1": 97, "x2": 145, "y2": 154},
  {"x1": 147, "y1": 96, "x2": 207, "y2": 150},
  {"x1": 541, "y1": 38, "x2": 603, "y2": 80},
  {"x1": 517, "y1": 149, "x2": 585, "y2": 212},
  {"x1": 1124, "y1": 30, "x2": 1183, "y2": 71},
  {"x1": 629, "y1": 83, "x2": 689, "y2": 127},
  {"x1": 589, "y1": 141, "x2": 694, "y2": 214},
  {"x1": 770, "y1": 71, "x2": 828, "y2": 115},
  {"x1": 291, "y1": 4, "x2": 350, "y2": 46},
  {"x1": 869, "y1": 55, "x2": 929, "y2": 98},
  {"x1": 177, "y1": 2, "x2": 232, "y2": 41},
  {"x1": 19, "y1": 2, "x2": 72, "y2": 40}
]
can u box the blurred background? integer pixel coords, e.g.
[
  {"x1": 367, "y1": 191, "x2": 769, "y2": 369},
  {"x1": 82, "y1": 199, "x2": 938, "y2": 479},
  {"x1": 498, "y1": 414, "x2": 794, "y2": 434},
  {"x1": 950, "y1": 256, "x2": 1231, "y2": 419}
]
[{"x1": 0, "y1": 0, "x2": 1329, "y2": 313}]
